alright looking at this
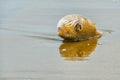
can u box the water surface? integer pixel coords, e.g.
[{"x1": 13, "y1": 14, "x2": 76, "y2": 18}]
[{"x1": 0, "y1": 0, "x2": 120, "y2": 80}]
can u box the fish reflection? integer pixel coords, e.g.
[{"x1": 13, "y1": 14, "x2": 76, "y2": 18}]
[{"x1": 59, "y1": 39, "x2": 98, "y2": 61}]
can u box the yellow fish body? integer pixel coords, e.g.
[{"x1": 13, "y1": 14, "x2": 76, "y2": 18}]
[{"x1": 57, "y1": 14, "x2": 102, "y2": 41}]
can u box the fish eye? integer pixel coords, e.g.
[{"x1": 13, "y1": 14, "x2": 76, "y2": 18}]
[{"x1": 74, "y1": 23, "x2": 82, "y2": 32}]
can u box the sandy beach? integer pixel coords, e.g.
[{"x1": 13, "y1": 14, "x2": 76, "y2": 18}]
[{"x1": 0, "y1": 0, "x2": 120, "y2": 80}]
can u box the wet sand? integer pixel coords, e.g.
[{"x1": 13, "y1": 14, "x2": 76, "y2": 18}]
[{"x1": 0, "y1": 0, "x2": 120, "y2": 80}]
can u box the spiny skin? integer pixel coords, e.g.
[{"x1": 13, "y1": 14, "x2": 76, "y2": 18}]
[{"x1": 57, "y1": 14, "x2": 102, "y2": 41}]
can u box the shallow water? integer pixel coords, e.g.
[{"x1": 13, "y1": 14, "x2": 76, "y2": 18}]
[{"x1": 0, "y1": 0, "x2": 120, "y2": 80}]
